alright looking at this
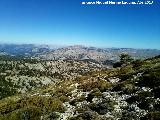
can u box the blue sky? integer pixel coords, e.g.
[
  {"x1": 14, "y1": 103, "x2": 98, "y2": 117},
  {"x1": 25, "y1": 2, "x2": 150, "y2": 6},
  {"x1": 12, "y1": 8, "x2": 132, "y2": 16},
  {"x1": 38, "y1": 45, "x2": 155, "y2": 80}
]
[{"x1": 0, "y1": 0, "x2": 160, "y2": 49}]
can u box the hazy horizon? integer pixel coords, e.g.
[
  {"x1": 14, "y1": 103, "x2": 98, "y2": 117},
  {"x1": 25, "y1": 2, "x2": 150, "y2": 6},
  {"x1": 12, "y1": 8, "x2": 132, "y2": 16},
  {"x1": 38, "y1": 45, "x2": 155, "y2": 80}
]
[{"x1": 0, "y1": 42, "x2": 160, "y2": 50}]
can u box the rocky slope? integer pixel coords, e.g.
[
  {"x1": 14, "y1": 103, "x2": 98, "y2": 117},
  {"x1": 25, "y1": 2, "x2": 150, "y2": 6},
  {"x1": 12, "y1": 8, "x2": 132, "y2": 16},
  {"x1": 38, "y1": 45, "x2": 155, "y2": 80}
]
[
  {"x1": 0, "y1": 55, "x2": 105, "y2": 99},
  {"x1": 0, "y1": 55, "x2": 160, "y2": 120}
]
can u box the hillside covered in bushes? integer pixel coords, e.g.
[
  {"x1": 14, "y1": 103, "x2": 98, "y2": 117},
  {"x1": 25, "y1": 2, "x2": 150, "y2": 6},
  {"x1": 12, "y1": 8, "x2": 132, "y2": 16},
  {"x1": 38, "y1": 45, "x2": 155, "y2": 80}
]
[{"x1": 0, "y1": 55, "x2": 160, "y2": 120}]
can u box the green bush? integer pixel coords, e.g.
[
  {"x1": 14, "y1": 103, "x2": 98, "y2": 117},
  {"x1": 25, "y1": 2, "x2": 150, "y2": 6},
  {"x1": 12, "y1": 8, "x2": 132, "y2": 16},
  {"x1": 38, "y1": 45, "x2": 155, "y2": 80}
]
[
  {"x1": 126, "y1": 91, "x2": 153, "y2": 104},
  {"x1": 138, "y1": 71, "x2": 160, "y2": 88},
  {"x1": 113, "y1": 62, "x2": 122, "y2": 68},
  {"x1": 0, "y1": 96, "x2": 65, "y2": 119},
  {"x1": 79, "y1": 80, "x2": 111, "y2": 92},
  {"x1": 132, "y1": 59, "x2": 144, "y2": 69},
  {"x1": 89, "y1": 99, "x2": 116, "y2": 115},
  {"x1": 87, "y1": 88, "x2": 102, "y2": 102},
  {"x1": 59, "y1": 95, "x2": 69, "y2": 102},
  {"x1": 120, "y1": 54, "x2": 133, "y2": 65},
  {"x1": 0, "y1": 76, "x2": 18, "y2": 99}
]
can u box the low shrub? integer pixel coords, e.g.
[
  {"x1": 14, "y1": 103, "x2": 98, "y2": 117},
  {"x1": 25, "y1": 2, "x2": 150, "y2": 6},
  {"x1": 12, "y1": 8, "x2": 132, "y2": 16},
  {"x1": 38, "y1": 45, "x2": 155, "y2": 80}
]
[
  {"x1": 87, "y1": 88, "x2": 102, "y2": 102},
  {"x1": 79, "y1": 80, "x2": 112, "y2": 92},
  {"x1": 89, "y1": 99, "x2": 116, "y2": 115}
]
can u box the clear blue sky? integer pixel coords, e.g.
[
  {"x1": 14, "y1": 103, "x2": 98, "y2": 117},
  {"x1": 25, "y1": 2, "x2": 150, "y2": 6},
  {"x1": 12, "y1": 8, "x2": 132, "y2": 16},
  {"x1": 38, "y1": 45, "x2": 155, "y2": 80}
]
[{"x1": 0, "y1": 0, "x2": 160, "y2": 49}]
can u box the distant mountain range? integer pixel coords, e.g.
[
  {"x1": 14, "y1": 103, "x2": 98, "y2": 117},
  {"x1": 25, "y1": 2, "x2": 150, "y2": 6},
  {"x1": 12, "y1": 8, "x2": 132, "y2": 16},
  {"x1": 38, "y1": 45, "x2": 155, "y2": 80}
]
[
  {"x1": 0, "y1": 44, "x2": 160, "y2": 64},
  {"x1": 0, "y1": 44, "x2": 62, "y2": 56},
  {"x1": 0, "y1": 44, "x2": 50, "y2": 56},
  {"x1": 38, "y1": 45, "x2": 160, "y2": 64}
]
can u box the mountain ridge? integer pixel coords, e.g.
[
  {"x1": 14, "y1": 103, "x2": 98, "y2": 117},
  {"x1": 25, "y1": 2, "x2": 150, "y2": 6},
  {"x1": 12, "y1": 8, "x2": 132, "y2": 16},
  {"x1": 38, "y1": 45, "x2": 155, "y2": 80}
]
[{"x1": 1, "y1": 44, "x2": 160, "y2": 68}]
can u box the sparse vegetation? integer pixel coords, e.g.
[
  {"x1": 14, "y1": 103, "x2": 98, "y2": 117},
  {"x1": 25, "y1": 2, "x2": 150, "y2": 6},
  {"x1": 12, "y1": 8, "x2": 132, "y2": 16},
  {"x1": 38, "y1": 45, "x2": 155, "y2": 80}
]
[{"x1": 0, "y1": 52, "x2": 160, "y2": 119}]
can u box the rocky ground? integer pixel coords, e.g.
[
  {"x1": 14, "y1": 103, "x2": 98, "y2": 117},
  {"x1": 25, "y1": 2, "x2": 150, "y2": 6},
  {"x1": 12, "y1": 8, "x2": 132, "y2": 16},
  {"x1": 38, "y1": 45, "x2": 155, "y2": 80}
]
[
  {"x1": 0, "y1": 55, "x2": 160, "y2": 120},
  {"x1": 0, "y1": 56, "x2": 105, "y2": 98}
]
